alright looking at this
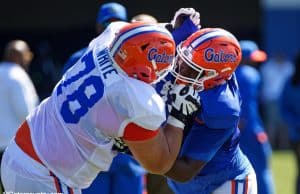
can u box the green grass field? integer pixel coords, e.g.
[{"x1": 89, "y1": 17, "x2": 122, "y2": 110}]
[{"x1": 272, "y1": 150, "x2": 297, "y2": 194}]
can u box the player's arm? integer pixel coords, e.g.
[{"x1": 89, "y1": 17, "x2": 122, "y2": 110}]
[
  {"x1": 164, "y1": 156, "x2": 206, "y2": 182},
  {"x1": 165, "y1": 125, "x2": 235, "y2": 182},
  {"x1": 124, "y1": 123, "x2": 183, "y2": 174},
  {"x1": 124, "y1": 84, "x2": 200, "y2": 174},
  {"x1": 164, "y1": 8, "x2": 201, "y2": 45}
]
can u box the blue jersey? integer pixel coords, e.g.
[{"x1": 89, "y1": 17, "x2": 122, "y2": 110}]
[
  {"x1": 236, "y1": 64, "x2": 274, "y2": 194},
  {"x1": 236, "y1": 65, "x2": 264, "y2": 134},
  {"x1": 156, "y1": 73, "x2": 253, "y2": 194},
  {"x1": 62, "y1": 47, "x2": 87, "y2": 74}
]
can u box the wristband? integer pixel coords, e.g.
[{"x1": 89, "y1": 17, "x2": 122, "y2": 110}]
[{"x1": 167, "y1": 115, "x2": 185, "y2": 129}]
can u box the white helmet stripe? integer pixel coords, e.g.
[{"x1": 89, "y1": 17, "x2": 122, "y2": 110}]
[
  {"x1": 190, "y1": 29, "x2": 238, "y2": 49},
  {"x1": 111, "y1": 25, "x2": 172, "y2": 55}
]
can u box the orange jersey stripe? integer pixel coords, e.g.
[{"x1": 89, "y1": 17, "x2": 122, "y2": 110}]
[
  {"x1": 50, "y1": 171, "x2": 62, "y2": 193},
  {"x1": 123, "y1": 122, "x2": 159, "y2": 141},
  {"x1": 231, "y1": 180, "x2": 236, "y2": 194},
  {"x1": 15, "y1": 121, "x2": 43, "y2": 165},
  {"x1": 244, "y1": 176, "x2": 249, "y2": 194}
]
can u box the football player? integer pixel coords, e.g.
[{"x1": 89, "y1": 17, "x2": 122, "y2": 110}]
[
  {"x1": 156, "y1": 28, "x2": 257, "y2": 194},
  {"x1": 0, "y1": 22, "x2": 200, "y2": 193},
  {"x1": 63, "y1": 3, "x2": 146, "y2": 194},
  {"x1": 236, "y1": 40, "x2": 275, "y2": 194}
]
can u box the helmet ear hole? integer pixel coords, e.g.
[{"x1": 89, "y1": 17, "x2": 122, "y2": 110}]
[
  {"x1": 235, "y1": 48, "x2": 240, "y2": 56},
  {"x1": 141, "y1": 43, "x2": 150, "y2": 51},
  {"x1": 141, "y1": 72, "x2": 149, "y2": 78},
  {"x1": 220, "y1": 43, "x2": 228, "y2": 46}
]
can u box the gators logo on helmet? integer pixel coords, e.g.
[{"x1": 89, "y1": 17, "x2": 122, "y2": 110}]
[
  {"x1": 110, "y1": 22, "x2": 176, "y2": 84},
  {"x1": 172, "y1": 28, "x2": 242, "y2": 91}
]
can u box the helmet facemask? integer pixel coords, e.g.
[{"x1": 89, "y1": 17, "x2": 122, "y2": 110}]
[{"x1": 171, "y1": 44, "x2": 217, "y2": 91}]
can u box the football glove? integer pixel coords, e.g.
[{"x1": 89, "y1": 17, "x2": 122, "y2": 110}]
[
  {"x1": 166, "y1": 8, "x2": 201, "y2": 45},
  {"x1": 167, "y1": 84, "x2": 200, "y2": 129},
  {"x1": 171, "y1": 8, "x2": 201, "y2": 29},
  {"x1": 112, "y1": 137, "x2": 130, "y2": 153}
]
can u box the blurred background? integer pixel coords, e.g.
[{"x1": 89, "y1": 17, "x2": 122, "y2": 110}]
[{"x1": 0, "y1": 0, "x2": 299, "y2": 193}]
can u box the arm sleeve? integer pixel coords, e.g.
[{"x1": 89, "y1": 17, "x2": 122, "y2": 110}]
[
  {"x1": 123, "y1": 122, "x2": 159, "y2": 141},
  {"x1": 181, "y1": 124, "x2": 234, "y2": 162},
  {"x1": 170, "y1": 19, "x2": 198, "y2": 45},
  {"x1": 108, "y1": 79, "x2": 166, "y2": 136}
]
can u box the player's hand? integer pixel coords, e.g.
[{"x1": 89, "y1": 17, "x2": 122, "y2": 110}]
[
  {"x1": 167, "y1": 8, "x2": 201, "y2": 45},
  {"x1": 171, "y1": 8, "x2": 201, "y2": 29},
  {"x1": 159, "y1": 80, "x2": 173, "y2": 103},
  {"x1": 112, "y1": 137, "x2": 130, "y2": 153},
  {"x1": 167, "y1": 84, "x2": 200, "y2": 129},
  {"x1": 170, "y1": 84, "x2": 200, "y2": 115}
]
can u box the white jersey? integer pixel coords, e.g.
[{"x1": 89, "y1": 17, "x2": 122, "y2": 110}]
[
  {"x1": 27, "y1": 22, "x2": 166, "y2": 188},
  {"x1": 0, "y1": 62, "x2": 39, "y2": 151}
]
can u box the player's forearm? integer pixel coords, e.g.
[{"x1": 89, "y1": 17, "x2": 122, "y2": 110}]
[
  {"x1": 160, "y1": 123, "x2": 183, "y2": 169},
  {"x1": 164, "y1": 157, "x2": 205, "y2": 182},
  {"x1": 164, "y1": 159, "x2": 195, "y2": 182},
  {"x1": 124, "y1": 124, "x2": 183, "y2": 175},
  {"x1": 146, "y1": 124, "x2": 183, "y2": 174}
]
